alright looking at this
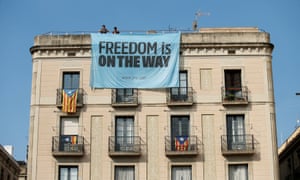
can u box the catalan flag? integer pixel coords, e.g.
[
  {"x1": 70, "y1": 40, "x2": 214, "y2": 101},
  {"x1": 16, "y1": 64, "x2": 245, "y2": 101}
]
[
  {"x1": 175, "y1": 136, "x2": 189, "y2": 151},
  {"x1": 71, "y1": 135, "x2": 77, "y2": 144},
  {"x1": 62, "y1": 89, "x2": 78, "y2": 113}
]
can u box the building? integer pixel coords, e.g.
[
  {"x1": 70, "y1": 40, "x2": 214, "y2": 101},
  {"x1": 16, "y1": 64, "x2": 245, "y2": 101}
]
[
  {"x1": 17, "y1": 161, "x2": 27, "y2": 180},
  {"x1": 0, "y1": 145, "x2": 20, "y2": 180},
  {"x1": 278, "y1": 126, "x2": 300, "y2": 180},
  {"x1": 27, "y1": 27, "x2": 279, "y2": 180}
]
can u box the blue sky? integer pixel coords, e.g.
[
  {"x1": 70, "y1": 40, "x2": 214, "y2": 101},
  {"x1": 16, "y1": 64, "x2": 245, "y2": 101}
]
[{"x1": 0, "y1": 0, "x2": 299, "y2": 160}]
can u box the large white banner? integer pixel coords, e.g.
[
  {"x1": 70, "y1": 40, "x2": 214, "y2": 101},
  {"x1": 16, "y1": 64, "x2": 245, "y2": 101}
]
[{"x1": 90, "y1": 33, "x2": 180, "y2": 88}]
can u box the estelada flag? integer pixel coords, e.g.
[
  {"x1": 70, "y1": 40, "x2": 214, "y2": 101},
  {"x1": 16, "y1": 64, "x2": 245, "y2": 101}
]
[
  {"x1": 62, "y1": 89, "x2": 78, "y2": 113},
  {"x1": 175, "y1": 136, "x2": 189, "y2": 151}
]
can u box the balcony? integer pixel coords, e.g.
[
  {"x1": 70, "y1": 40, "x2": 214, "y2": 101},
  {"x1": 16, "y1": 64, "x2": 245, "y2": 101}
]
[
  {"x1": 221, "y1": 134, "x2": 256, "y2": 155},
  {"x1": 221, "y1": 86, "x2": 248, "y2": 105},
  {"x1": 56, "y1": 88, "x2": 84, "y2": 108},
  {"x1": 108, "y1": 136, "x2": 142, "y2": 156},
  {"x1": 111, "y1": 89, "x2": 138, "y2": 107},
  {"x1": 165, "y1": 136, "x2": 199, "y2": 156},
  {"x1": 52, "y1": 135, "x2": 84, "y2": 157},
  {"x1": 167, "y1": 87, "x2": 193, "y2": 106}
]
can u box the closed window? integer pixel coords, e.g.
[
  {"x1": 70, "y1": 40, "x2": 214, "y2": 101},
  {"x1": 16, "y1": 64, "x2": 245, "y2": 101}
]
[
  {"x1": 171, "y1": 71, "x2": 188, "y2": 100},
  {"x1": 171, "y1": 166, "x2": 192, "y2": 180},
  {"x1": 115, "y1": 116, "x2": 134, "y2": 151},
  {"x1": 59, "y1": 117, "x2": 79, "y2": 151},
  {"x1": 116, "y1": 89, "x2": 134, "y2": 102},
  {"x1": 226, "y1": 115, "x2": 246, "y2": 150},
  {"x1": 63, "y1": 72, "x2": 79, "y2": 90},
  {"x1": 171, "y1": 116, "x2": 189, "y2": 151},
  {"x1": 59, "y1": 166, "x2": 78, "y2": 180},
  {"x1": 228, "y1": 164, "x2": 248, "y2": 180},
  {"x1": 115, "y1": 166, "x2": 134, "y2": 180}
]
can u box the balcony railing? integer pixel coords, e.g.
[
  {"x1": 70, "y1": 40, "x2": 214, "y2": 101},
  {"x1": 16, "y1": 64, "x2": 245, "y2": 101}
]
[
  {"x1": 109, "y1": 136, "x2": 142, "y2": 156},
  {"x1": 221, "y1": 134, "x2": 256, "y2": 155},
  {"x1": 167, "y1": 87, "x2": 193, "y2": 106},
  {"x1": 221, "y1": 86, "x2": 248, "y2": 105},
  {"x1": 56, "y1": 88, "x2": 84, "y2": 107},
  {"x1": 111, "y1": 89, "x2": 138, "y2": 107},
  {"x1": 165, "y1": 136, "x2": 199, "y2": 156},
  {"x1": 52, "y1": 135, "x2": 84, "y2": 156}
]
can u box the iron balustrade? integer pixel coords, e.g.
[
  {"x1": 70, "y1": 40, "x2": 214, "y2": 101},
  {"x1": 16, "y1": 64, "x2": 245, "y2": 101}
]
[
  {"x1": 109, "y1": 136, "x2": 142, "y2": 154},
  {"x1": 56, "y1": 88, "x2": 84, "y2": 107},
  {"x1": 52, "y1": 135, "x2": 84, "y2": 156},
  {"x1": 221, "y1": 134, "x2": 255, "y2": 155},
  {"x1": 221, "y1": 86, "x2": 248, "y2": 104},
  {"x1": 167, "y1": 87, "x2": 193, "y2": 105},
  {"x1": 111, "y1": 89, "x2": 138, "y2": 106},
  {"x1": 165, "y1": 136, "x2": 199, "y2": 155}
]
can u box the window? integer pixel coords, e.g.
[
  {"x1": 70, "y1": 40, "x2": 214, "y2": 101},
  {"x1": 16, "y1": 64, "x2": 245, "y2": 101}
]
[
  {"x1": 171, "y1": 166, "x2": 192, "y2": 180},
  {"x1": 63, "y1": 72, "x2": 80, "y2": 90},
  {"x1": 116, "y1": 89, "x2": 134, "y2": 103},
  {"x1": 171, "y1": 116, "x2": 189, "y2": 151},
  {"x1": 115, "y1": 116, "x2": 134, "y2": 151},
  {"x1": 171, "y1": 71, "x2": 188, "y2": 100},
  {"x1": 59, "y1": 166, "x2": 78, "y2": 180},
  {"x1": 224, "y1": 70, "x2": 242, "y2": 98},
  {"x1": 228, "y1": 164, "x2": 248, "y2": 180},
  {"x1": 115, "y1": 166, "x2": 134, "y2": 180},
  {"x1": 226, "y1": 115, "x2": 245, "y2": 150},
  {"x1": 59, "y1": 117, "x2": 79, "y2": 151}
]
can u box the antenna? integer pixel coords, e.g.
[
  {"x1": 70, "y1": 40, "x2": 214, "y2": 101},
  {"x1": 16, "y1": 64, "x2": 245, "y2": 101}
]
[{"x1": 193, "y1": 10, "x2": 210, "y2": 31}]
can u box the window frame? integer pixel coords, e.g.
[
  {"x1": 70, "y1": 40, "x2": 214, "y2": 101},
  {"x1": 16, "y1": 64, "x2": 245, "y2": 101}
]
[
  {"x1": 114, "y1": 166, "x2": 135, "y2": 180},
  {"x1": 58, "y1": 166, "x2": 78, "y2": 180},
  {"x1": 171, "y1": 165, "x2": 192, "y2": 180},
  {"x1": 228, "y1": 164, "x2": 248, "y2": 180}
]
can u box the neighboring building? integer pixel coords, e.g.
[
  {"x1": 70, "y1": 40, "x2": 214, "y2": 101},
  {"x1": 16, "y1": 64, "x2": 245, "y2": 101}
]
[
  {"x1": 0, "y1": 145, "x2": 20, "y2": 180},
  {"x1": 17, "y1": 161, "x2": 27, "y2": 180},
  {"x1": 278, "y1": 126, "x2": 300, "y2": 180},
  {"x1": 27, "y1": 27, "x2": 279, "y2": 180}
]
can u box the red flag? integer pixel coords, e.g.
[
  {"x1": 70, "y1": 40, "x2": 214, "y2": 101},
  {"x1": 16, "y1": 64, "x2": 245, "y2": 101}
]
[
  {"x1": 62, "y1": 89, "x2": 78, "y2": 113},
  {"x1": 175, "y1": 136, "x2": 189, "y2": 151}
]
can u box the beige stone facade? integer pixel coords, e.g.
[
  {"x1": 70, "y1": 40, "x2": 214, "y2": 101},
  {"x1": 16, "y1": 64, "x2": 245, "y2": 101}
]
[{"x1": 28, "y1": 27, "x2": 279, "y2": 180}]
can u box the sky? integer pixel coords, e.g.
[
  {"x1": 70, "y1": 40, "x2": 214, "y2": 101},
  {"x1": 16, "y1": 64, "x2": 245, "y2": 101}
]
[{"x1": 0, "y1": 0, "x2": 300, "y2": 161}]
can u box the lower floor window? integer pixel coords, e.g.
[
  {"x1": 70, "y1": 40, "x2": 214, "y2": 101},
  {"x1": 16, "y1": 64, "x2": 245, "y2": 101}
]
[
  {"x1": 115, "y1": 166, "x2": 134, "y2": 180},
  {"x1": 59, "y1": 166, "x2": 78, "y2": 180},
  {"x1": 171, "y1": 166, "x2": 192, "y2": 180},
  {"x1": 228, "y1": 164, "x2": 248, "y2": 180}
]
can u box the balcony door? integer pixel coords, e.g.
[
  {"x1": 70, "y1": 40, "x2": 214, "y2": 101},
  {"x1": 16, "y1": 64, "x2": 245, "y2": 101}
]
[
  {"x1": 60, "y1": 117, "x2": 79, "y2": 151},
  {"x1": 115, "y1": 116, "x2": 134, "y2": 151},
  {"x1": 63, "y1": 72, "x2": 80, "y2": 90},
  {"x1": 224, "y1": 70, "x2": 242, "y2": 98},
  {"x1": 171, "y1": 71, "x2": 188, "y2": 100},
  {"x1": 171, "y1": 166, "x2": 192, "y2": 180},
  {"x1": 171, "y1": 116, "x2": 189, "y2": 151},
  {"x1": 116, "y1": 89, "x2": 133, "y2": 103},
  {"x1": 226, "y1": 115, "x2": 245, "y2": 150}
]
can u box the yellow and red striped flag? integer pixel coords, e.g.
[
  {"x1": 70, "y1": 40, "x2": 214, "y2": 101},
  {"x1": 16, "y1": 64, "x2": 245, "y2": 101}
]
[{"x1": 62, "y1": 89, "x2": 78, "y2": 113}]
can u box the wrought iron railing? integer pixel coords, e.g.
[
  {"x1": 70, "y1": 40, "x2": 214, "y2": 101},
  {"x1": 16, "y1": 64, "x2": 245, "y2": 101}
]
[
  {"x1": 167, "y1": 87, "x2": 193, "y2": 105},
  {"x1": 52, "y1": 135, "x2": 84, "y2": 156},
  {"x1": 221, "y1": 134, "x2": 255, "y2": 154},
  {"x1": 109, "y1": 136, "x2": 142, "y2": 154},
  {"x1": 56, "y1": 88, "x2": 84, "y2": 107},
  {"x1": 165, "y1": 136, "x2": 199, "y2": 154},
  {"x1": 111, "y1": 89, "x2": 138, "y2": 106},
  {"x1": 221, "y1": 86, "x2": 248, "y2": 104}
]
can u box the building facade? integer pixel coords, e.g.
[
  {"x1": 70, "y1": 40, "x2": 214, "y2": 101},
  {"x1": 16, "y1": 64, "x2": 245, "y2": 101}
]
[
  {"x1": 278, "y1": 126, "x2": 300, "y2": 180},
  {"x1": 0, "y1": 145, "x2": 20, "y2": 180},
  {"x1": 28, "y1": 27, "x2": 279, "y2": 180}
]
